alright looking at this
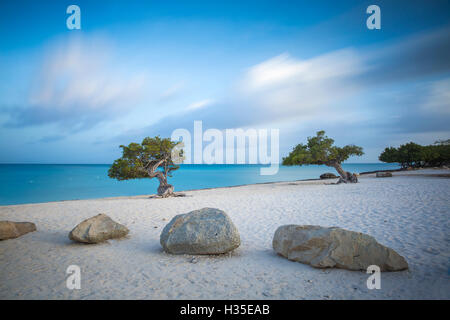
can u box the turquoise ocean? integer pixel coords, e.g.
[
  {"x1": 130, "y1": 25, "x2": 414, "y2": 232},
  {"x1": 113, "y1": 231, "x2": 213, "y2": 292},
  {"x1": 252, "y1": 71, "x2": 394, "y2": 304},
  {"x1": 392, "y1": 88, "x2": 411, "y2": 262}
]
[{"x1": 0, "y1": 163, "x2": 400, "y2": 205}]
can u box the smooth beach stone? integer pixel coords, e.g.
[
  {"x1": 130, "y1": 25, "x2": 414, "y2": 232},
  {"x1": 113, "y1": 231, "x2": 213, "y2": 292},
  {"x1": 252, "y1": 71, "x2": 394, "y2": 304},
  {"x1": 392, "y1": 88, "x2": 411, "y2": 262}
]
[
  {"x1": 376, "y1": 172, "x2": 393, "y2": 177},
  {"x1": 273, "y1": 225, "x2": 408, "y2": 271},
  {"x1": 160, "y1": 207, "x2": 240, "y2": 254},
  {"x1": 69, "y1": 213, "x2": 129, "y2": 244},
  {"x1": 0, "y1": 221, "x2": 36, "y2": 240},
  {"x1": 320, "y1": 173, "x2": 338, "y2": 179}
]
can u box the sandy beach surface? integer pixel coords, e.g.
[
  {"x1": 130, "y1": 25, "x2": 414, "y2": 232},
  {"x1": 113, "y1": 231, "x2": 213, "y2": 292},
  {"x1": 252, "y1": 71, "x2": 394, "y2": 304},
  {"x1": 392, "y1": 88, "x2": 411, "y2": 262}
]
[{"x1": 1, "y1": 169, "x2": 449, "y2": 300}]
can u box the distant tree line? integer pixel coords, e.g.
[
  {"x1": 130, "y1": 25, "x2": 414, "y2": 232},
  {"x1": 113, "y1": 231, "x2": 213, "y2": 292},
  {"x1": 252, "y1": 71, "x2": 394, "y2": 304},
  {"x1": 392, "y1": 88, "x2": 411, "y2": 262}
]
[{"x1": 379, "y1": 139, "x2": 450, "y2": 169}]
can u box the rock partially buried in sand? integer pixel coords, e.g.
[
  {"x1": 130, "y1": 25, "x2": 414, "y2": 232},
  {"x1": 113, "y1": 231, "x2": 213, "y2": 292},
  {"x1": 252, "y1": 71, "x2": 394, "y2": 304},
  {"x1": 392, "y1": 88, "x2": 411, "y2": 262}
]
[
  {"x1": 69, "y1": 214, "x2": 129, "y2": 244},
  {"x1": 273, "y1": 225, "x2": 408, "y2": 271},
  {"x1": 160, "y1": 208, "x2": 240, "y2": 254},
  {"x1": 0, "y1": 221, "x2": 36, "y2": 240},
  {"x1": 376, "y1": 172, "x2": 393, "y2": 178}
]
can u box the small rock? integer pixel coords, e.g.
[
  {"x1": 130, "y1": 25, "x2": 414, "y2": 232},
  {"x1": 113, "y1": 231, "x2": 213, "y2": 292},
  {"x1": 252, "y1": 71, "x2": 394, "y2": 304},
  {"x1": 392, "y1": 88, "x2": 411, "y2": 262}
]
[
  {"x1": 0, "y1": 221, "x2": 36, "y2": 240},
  {"x1": 376, "y1": 172, "x2": 393, "y2": 178},
  {"x1": 69, "y1": 214, "x2": 129, "y2": 244},
  {"x1": 189, "y1": 257, "x2": 198, "y2": 264}
]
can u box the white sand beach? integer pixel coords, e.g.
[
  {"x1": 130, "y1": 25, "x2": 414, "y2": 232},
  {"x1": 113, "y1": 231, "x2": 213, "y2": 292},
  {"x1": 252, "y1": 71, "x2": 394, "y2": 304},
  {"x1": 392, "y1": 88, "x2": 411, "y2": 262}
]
[{"x1": 1, "y1": 169, "x2": 449, "y2": 300}]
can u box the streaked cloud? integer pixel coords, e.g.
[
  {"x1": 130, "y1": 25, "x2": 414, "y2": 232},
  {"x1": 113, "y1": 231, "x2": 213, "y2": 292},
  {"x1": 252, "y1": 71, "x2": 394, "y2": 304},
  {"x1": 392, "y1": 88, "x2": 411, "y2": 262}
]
[
  {"x1": 239, "y1": 49, "x2": 366, "y2": 119},
  {"x1": 422, "y1": 78, "x2": 450, "y2": 115},
  {"x1": 159, "y1": 82, "x2": 185, "y2": 102},
  {"x1": 114, "y1": 27, "x2": 450, "y2": 152},
  {"x1": 1, "y1": 1, "x2": 449, "y2": 164},
  {"x1": 186, "y1": 99, "x2": 215, "y2": 111},
  {"x1": 2, "y1": 36, "x2": 148, "y2": 131},
  {"x1": 362, "y1": 27, "x2": 450, "y2": 84}
]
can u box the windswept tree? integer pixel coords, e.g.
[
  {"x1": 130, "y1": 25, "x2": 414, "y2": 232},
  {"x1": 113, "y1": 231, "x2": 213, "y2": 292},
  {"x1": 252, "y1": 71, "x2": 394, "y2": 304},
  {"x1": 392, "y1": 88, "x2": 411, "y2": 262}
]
[
  {"x1": 108, "y1": 136, "x2": 183, "y2": 197},
  {"x1": 283, "y1": 131, "x2": 364, "y2": 183}
]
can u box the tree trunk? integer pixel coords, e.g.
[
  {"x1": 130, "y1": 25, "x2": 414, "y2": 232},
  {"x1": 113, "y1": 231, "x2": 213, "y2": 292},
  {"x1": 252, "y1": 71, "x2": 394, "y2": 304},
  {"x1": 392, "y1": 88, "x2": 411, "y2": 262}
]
[
  {"x1": 330, "y1": 162, "x2": 358, "y2": 184},
  {"x1": 146, "y1": 161, "x2": 175, "y2": 197},
  {"x1": 156, "y1": 174, "x2": 174, "y2": 197}
]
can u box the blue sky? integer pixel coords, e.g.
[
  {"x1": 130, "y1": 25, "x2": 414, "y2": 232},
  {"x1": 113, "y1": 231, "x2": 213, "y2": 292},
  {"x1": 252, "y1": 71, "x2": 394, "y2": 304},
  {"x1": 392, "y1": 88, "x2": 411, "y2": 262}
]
[{"x1": 0, "y1": 0, "x2": 449, "y2": 163}]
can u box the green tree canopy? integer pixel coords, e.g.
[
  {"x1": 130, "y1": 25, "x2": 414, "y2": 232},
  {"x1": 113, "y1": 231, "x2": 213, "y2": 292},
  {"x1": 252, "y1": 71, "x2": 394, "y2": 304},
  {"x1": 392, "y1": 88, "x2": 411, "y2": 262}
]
[
  {"x1": 379, "y1": 140, "x2": 450, "y2": 168},
  {"x1": 283, "y1": 131, "x2": 364, "y2": 183},
  {"x1": 108, "y1": 136, "x2": 182, "y2": 197}
]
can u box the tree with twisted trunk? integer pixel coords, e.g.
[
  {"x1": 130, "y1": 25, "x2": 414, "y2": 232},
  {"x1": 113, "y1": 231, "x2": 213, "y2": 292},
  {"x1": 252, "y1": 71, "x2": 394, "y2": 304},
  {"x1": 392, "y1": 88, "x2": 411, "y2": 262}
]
[
  {"x1": 108, "y1": 136, "x2": 183, "y2": 197},
  {"x1": 282, "y1": 131, "x2": 364, "y2": 183}
]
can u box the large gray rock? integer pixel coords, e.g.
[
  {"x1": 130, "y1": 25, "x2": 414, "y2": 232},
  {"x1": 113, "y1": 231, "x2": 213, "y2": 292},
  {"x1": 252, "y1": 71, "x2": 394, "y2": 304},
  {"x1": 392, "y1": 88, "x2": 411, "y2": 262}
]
[
  {"x1": 160, "y1": 208, "x2": 240, "y2": 254},
  {"x1": 273, "y1": 225, "x2": 408, "y2": 271},
  {"x1": 0, "y1": 221, "x2": 36, "y2": 240},
  {"x1": 69, "y1": 214, "x2": 129, "y2": 244}
]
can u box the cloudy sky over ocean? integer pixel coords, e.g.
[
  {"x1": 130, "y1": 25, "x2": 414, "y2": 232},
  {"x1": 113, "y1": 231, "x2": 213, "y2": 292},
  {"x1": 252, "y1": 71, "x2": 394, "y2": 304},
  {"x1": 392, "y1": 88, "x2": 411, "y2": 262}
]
[{"x1": 0, "y1": 0, "x2": 449, "y2": 163}]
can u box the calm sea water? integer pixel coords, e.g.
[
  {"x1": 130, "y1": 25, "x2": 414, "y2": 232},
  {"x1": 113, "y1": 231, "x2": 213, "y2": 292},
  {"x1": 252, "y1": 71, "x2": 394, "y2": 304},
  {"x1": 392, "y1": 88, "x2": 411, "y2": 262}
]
[{"x1": 0, "y1": 163, "x2": 399, "y2": 205}]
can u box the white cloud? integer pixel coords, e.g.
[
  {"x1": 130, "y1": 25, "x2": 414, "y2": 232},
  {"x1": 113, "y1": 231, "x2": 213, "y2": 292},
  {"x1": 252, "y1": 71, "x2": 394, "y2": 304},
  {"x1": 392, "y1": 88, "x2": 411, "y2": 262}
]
[
  {"x1": 159, "y1": 82, "x2": 185, "y2": 101},
  {"x1": 239, "y1": 50, "x2": 366, "y2": 118},
  {"x1": 12, "y1": 36, "x2": 149, "y2": 129},
  {"x1": 186, "y1": 99, "x2": 214, "y2": 111}
]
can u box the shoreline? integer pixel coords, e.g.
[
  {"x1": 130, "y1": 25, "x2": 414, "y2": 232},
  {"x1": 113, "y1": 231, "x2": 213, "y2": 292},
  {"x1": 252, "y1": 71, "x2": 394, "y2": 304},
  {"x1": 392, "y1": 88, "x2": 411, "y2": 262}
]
[{"x1": 1, "y1": 167, "x2": 448, "y2": 207}]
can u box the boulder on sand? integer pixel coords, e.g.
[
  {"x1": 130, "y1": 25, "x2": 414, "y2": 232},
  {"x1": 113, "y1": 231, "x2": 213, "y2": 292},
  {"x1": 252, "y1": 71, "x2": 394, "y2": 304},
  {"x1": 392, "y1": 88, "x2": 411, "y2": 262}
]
[
  {"x1": 69, "y1": 214, "x2": 129, "y2": 244},
  {"x1": 0, "y1": 221, "x2": 36, "y2": 240},
  {"x1": 273, "y1": 225, "x2": 408, "y2": 271},
  {"x1": 160, "y1": 207, "x2": 240, "y2": 254},
  {"x1": 376, "y1": 172, "x2": 393, "y2": 178},
  {"x1": 320, "y1": 173, "x2": 338, "y2": 179}
]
